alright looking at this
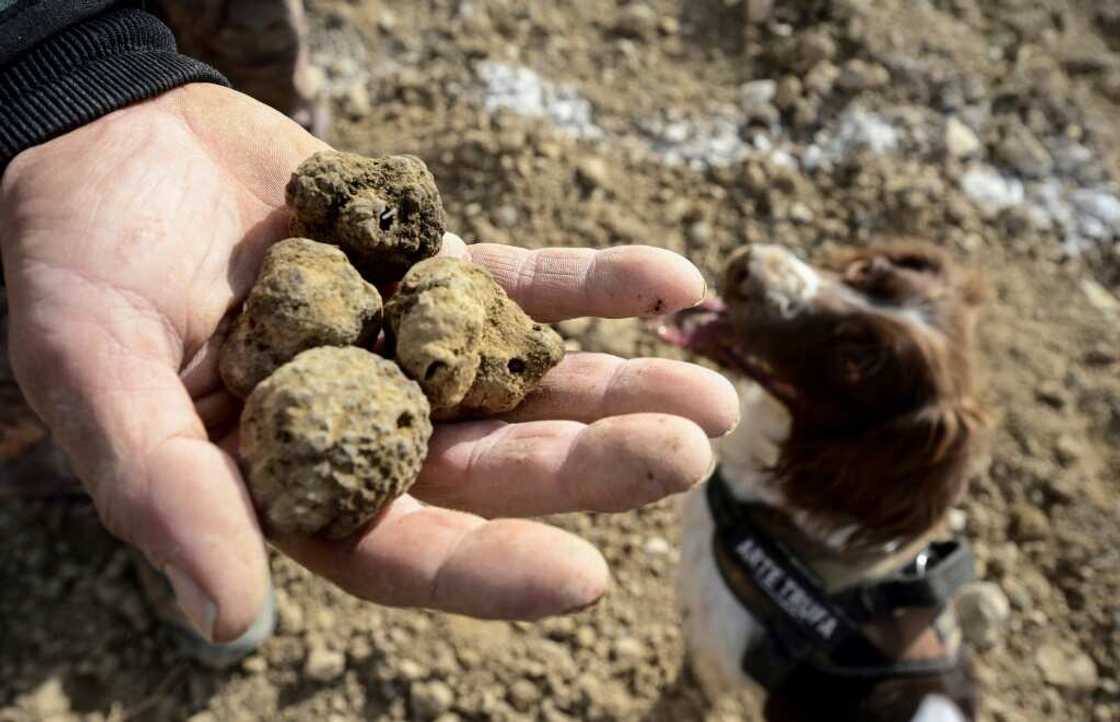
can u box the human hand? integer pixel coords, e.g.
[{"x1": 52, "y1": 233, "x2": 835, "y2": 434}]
[{"x1": 0, "y1": 84, "x2": 738, "y2": 642}]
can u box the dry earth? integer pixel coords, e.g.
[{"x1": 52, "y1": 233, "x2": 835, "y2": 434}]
[{"x1": 2, "y1": 1, "x2": 1118, "y2": 721}]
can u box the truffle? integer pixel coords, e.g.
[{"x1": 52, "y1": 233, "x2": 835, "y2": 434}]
[
  {"x1": 240, "y1": 347, "x2": 433, "y2": 539},
  {"x1": 285, "y1": 151, "x2": 446, "y2": 283},
  {"x1": 219, "y1": 238, "x2": 383, "y2": 399},
  {"x1": 386, "y1": 257, "x2": 565, "y2": 419}
]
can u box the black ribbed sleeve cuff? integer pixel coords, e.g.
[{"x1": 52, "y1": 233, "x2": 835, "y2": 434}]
[{"x1": 0, "y1": 8, "x2": 229, "y2": 173}]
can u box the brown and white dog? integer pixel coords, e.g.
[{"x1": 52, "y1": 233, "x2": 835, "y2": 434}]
[{"x1": 661, "y1": 243, "x2": 990, "y2": 722}]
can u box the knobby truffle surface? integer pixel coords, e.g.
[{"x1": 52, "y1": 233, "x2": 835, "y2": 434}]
[
  {"x1": 219, "y1": 238, "x2": 383, "y2": 399},
  {"x1": 285, "y1": 151, "x2": 446, "y2": 283},
  {"x1": 240, "y1": 347, "x2": 433, "y2": 539},
  {"x1": 386, "y1": 257, "x2": 565, "y2": 419}
]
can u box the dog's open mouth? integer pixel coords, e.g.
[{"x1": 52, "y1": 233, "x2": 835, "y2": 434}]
[{"x1": 657, "y1": 297, "x2": 798, "y2": 404}]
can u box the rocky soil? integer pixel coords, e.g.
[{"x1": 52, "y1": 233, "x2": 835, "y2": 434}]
[{"x1": 2, "y1": 1, "x2": 1118, "y2": 721}]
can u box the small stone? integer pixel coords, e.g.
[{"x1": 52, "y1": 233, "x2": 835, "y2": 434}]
[
  {"x1": 305, "y1": 647, "x2": 346, "y2": 682},
  {"x1": 343, "y1": 82, "x2": 372, "y2": 117},
  {"x1": 1036, "y1": 642, "x2": 1099, "y2": 689},
  {"x1": 494, "y1": 204, "x2": 519, "y2": 228},
  {"x1": 242, "y1": 655, "x2": 268, "y2": 674},
  {"x1": 837, "y1": 59, "x2": 890, "y2": 91},
  {"x1": 411, "y1": 680, "x2": 456, "y2": 720},
  {"x1": 957, "y1": 582, "x2": 1010, "y2": 649},
  {"x1": 575, "y1": 157, "x2": 611, "y2": 190},
  {"x1": 615, "y1": 4, "x2": 658, "y2": 39},
  {"x1": 948, "y1": 508, "x2": 967, "y2": 533},
  {"x1": 774, "y1": 76, "x2": 803, "y2": 110},
  {"x1": 804, "y1": 61, "x2": 840, "y2": 97},
  {"x1": 741, "y1": 79, "x2": 777, "y2": 107},
  {"x1": 575, "y1": 626, "x2": 597, "y2": 648},
  {"x1": 1054, "y1": 434, "x2": 1083, "y2": 466},
  {"x1": 789, "y1": 202, "x2": 814, "y2": 224},
  {"x1": 798, "y1": 30, "x2": 837, "y2": 66},
  {"x1": 686, "y1": 220, "x2": 713, "y2": 245},
  {"x1": 509, "y1": 678, "x2": 542, "y2": 712},
  {"x1": 746, "y1": 0, "x2": 773, "y2": 23},
  {"x1": 1082, "y1": 279, "x2": 1120, "y2": 314},
  {"x1": 658, "y1": 16, "x2": 680, "y2": 35},
  {"x1": 997, "y1": 123, "x2": 1054, "y2": 178},
  {"x1": 1010, "y1": 502, "x2": 1050, "y2": 541},
  {"x1": 960, "y1": 166, "x2": 1025, "y2": 217},
  {"x1": 945, "y1": 118, "x2": 983, "y2": 159}
]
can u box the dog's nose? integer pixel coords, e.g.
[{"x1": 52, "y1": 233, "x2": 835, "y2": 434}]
[{"x1": 722, "y1": 245, "x2": 822, "y2": 318}]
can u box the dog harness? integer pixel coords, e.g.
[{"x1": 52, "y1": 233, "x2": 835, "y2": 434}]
[{"x1": 706, "y1": 465, "x2": 975, "y2": 691}]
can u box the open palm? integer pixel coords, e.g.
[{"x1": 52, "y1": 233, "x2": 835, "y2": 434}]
[{"x1": 0, "y1": 84, "x2": 738, "y2": 642}]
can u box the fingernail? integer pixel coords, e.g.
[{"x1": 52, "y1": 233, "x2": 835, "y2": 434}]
[{"x1": 164, "y1": 565, "x2": 216, "y2": 643}]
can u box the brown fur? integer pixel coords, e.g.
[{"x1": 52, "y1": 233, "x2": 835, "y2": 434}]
[{"x1": 725, "y1": 243, "x2": 991, "y2": 548}]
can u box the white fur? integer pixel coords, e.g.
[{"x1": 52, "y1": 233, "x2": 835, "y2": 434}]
[
  {"x1": 677, "y1": 380, "x2": 791, "y2": 698},
  {"x1": 748, "y1": 245, "x2": 822, "y2": 319}
]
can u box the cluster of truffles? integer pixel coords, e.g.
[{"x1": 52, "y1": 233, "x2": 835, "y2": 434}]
[{"x1": 220, "y1": 151, "x2": 564, "y2": 538}]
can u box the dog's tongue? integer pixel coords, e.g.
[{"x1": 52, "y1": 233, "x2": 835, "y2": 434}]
[{"x1": 656, "y1": 296, "x2": 733, "y2": 356}]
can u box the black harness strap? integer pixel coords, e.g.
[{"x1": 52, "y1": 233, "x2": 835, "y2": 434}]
[{"x1": 705, "y1": 467, "x2": 974, "y2": 690}]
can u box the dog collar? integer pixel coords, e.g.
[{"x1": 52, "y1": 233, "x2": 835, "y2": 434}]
[{"x1": 705, "y1": 465, "x2": 975, "y2": 691}]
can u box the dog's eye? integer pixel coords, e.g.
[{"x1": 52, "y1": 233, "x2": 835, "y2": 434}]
[{"x1": 832, "y1": 321, "x2": 888, "y2": 385}]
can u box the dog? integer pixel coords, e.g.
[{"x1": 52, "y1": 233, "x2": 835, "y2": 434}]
[{"x1": 660, "y1": 243, "x2": 990, "y2": 722}]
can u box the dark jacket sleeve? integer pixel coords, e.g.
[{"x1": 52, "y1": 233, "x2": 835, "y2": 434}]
[{"x1": 0, "y1": 2, "x2": 229, "y2": 174}]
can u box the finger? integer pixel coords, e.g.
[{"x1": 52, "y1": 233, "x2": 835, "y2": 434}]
[
  {"x1": 274, "y1": 498, "x2": 609, "y2": 620},
  {"x1": 9, "y1": 306, "x2": 269, "y2": 644},
  {"x1": 501, "y1": 353, "x2": 739, "y2": 437},
  {"x1": 465, "y1": 244, "x2": 707, "y2": 322},
  {"x1": 413, "y1": 414, "x2": 713, "y2": 518}
]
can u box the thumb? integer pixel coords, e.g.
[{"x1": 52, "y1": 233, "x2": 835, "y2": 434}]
[{"x1": 10, "y1": 300, "x2": 269, "y2": 643}]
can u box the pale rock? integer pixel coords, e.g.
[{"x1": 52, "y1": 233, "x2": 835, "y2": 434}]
[
  {"x1": 1010, "y1": 502, "x2": 1050, "y2": 541},
  {"x1": 957, "y1": 581, "x2": 1010, "y2": 648},
  {"x1": 960, "y1": 166, "x2": 1025, "y2": 216},
  {"x1": 945, "y1": 118, "x2": 982, "y2": 158},
  {"x1": 741, "y1": 79, "x2": 778, "y2": 107},
  {"x1": 746, "y1": 0, "x2": 774, "y2": 23},
  {"x1": 616, "y1": 4, "x2": 658, "y2": 39},
  {"x1": 1037, "y1": 642, "x2": 1099, "y2": 689}
]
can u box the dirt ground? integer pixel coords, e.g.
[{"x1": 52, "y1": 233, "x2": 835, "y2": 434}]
[{"x1": 2, "y1": 1, "x2": 1119, "y2": 721}]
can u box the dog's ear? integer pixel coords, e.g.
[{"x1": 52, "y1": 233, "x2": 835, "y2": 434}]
[{"x1": 777, "y1": 398, "x2": 991, "y2": 545}]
